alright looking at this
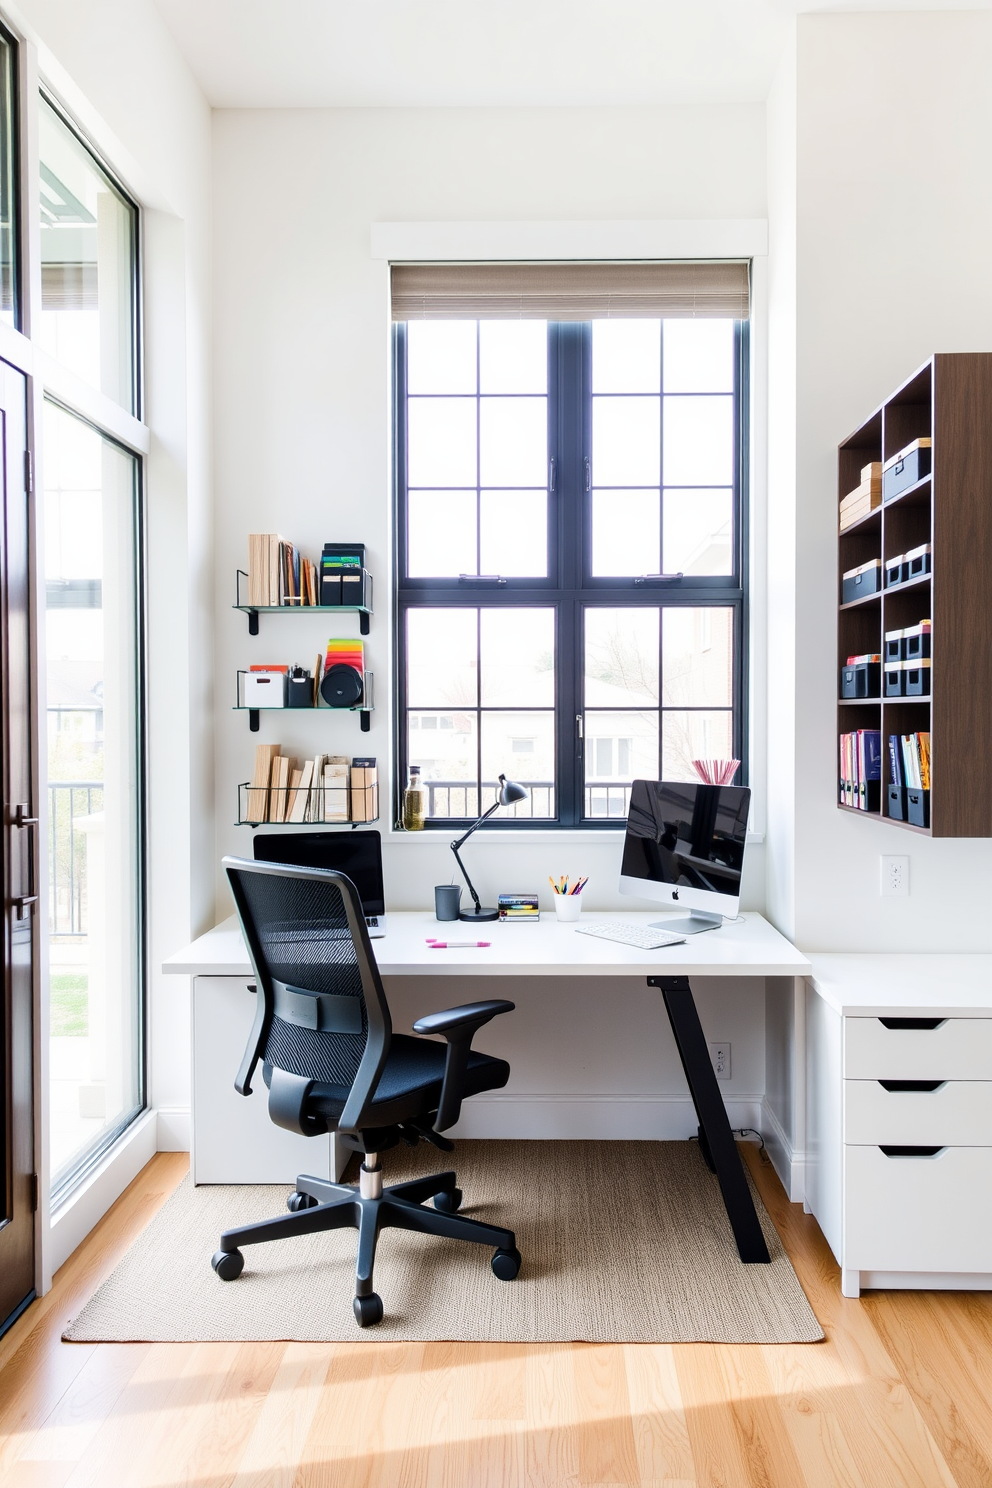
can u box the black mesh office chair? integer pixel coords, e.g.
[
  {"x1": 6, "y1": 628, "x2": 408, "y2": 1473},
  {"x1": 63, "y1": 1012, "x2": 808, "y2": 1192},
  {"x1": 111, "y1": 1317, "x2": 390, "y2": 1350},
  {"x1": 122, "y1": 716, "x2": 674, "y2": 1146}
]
[{"x1": 212, "y1": 857, "x2": 521, "y2": 1326}]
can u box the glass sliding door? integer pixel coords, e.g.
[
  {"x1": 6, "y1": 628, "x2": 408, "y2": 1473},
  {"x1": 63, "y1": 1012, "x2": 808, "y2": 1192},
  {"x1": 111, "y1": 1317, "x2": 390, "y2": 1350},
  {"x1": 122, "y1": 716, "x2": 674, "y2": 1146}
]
[{"x1": 43, "y1": 400, "x2": 143, "y2": 1201}]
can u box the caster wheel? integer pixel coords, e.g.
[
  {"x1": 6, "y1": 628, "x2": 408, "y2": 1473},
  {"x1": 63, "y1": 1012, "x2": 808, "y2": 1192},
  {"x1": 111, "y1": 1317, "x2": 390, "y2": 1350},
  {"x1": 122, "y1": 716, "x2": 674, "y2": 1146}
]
[
  {"x1": 211, "y1": 1248, "x2": 244, "y2": 1281},
  {"x1": 287, "y1": 1191, "x2": 318, "y2": 1213},
  {"x1": 353, "y1": 1292, "x2": 384, "y2": 1327},
  {"x1": 434, "y1": 1187, "x2": 462, "y2": 1213},
  {"x1": 491, "y1": 1247, "x2": 521, "y2": 1281}
]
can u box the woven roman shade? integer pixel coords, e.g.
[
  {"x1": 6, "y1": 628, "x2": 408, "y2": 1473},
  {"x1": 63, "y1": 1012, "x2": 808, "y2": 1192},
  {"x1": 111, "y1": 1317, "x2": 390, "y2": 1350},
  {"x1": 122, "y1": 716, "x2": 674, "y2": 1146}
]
[{"x1": 391, "y1": 261, "x2": 749, "y2": 321}]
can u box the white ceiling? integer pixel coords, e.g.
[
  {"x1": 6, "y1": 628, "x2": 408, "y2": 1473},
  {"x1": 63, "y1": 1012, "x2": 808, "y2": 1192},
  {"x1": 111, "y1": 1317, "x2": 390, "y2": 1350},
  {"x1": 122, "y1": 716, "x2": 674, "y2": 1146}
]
[{"x1": 152, "y1": 0, "x2": 992, "y2": 109}]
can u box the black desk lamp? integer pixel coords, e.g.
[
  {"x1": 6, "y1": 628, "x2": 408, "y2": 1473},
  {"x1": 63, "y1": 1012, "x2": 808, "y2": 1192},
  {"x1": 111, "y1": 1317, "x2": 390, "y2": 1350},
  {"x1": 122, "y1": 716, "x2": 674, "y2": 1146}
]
[{"x1": 450, "y1": 773, "x2": 529, "y2": 922}]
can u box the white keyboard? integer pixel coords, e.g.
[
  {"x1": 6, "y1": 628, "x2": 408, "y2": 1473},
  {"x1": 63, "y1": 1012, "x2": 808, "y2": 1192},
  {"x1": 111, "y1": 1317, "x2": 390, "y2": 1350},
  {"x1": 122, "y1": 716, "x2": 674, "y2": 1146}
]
[{"x1": 574, "y1": 921, "x2": 687, "y2": 950}]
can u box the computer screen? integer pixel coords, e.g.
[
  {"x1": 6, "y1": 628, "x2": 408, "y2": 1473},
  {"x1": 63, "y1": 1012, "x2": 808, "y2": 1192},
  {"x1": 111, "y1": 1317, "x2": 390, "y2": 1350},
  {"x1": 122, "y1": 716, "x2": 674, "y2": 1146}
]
[
  {"x1": 619, "y1": 780, "x2": 750, "y2": 925},
  {"x1": 252, "y1": 829, "x2": 385, "y2": 916}
]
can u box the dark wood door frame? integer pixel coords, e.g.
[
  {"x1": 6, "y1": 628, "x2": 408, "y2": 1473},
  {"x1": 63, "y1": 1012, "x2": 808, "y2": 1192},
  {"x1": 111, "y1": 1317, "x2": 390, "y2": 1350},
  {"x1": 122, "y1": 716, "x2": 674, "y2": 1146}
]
[{"x1": 0, "y1": 358, "x2": 35, "y2": 1334}]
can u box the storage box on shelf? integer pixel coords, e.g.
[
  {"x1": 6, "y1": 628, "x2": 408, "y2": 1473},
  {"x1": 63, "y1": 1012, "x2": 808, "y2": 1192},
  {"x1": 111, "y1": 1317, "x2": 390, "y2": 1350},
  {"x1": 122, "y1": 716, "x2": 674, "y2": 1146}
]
[
  {"x1": 836, "y1": 353, "x2": 992, "y2": 837},
  {"x1": 234, "y1": 669, "x2": 374, "y2": 732}
]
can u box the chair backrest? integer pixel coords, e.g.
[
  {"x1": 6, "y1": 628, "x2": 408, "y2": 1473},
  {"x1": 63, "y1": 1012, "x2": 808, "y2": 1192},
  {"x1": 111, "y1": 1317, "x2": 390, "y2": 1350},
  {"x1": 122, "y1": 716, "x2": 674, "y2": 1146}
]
[{"x1": 223, "y1": 856, "x2": 391, "y2": 1131}]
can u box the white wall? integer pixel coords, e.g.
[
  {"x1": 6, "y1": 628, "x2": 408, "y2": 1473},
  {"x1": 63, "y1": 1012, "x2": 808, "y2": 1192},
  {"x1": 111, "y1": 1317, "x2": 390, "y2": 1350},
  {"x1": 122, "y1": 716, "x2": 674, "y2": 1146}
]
[
  {"x1": 6, "y1": 0, "x2": 212, "y2": 1266},
  {"x1": 211, "y1": 102, "x2": 768, "y2": 914},
  {"x1": 209, "y1": 103, "x2": 770, "y2": 1126},
  {"x1": 765, "y1": 12, "x2": 992, "y2": 951}
]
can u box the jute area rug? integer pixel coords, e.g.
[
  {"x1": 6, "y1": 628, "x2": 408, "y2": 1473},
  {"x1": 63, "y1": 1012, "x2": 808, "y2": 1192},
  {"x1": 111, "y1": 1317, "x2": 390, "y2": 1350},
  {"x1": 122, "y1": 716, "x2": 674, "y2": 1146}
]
[{"x1": 66, "y1": 1140, "x2": 822, "y2": 1344}]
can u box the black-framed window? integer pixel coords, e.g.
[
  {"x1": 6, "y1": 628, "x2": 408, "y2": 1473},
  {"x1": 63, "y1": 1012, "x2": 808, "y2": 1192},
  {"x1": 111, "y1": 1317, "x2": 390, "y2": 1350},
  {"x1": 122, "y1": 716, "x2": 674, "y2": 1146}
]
[{"x1": 395, "y1": 314, "x2": 748, "y2": 828}]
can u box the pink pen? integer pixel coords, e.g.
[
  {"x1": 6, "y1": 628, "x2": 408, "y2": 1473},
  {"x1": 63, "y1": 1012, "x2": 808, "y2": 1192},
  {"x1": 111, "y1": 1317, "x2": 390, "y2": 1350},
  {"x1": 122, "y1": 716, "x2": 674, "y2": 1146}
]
[{"x1": 427, "y1": 940, "x2": 490, "y2": 949}]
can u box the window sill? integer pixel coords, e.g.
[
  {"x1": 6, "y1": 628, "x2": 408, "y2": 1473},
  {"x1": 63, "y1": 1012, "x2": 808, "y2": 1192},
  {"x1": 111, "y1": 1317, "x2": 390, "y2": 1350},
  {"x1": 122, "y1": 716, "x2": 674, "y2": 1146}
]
[{"x1": 385, "y1": 828, "x2": 765, "y2": 845}]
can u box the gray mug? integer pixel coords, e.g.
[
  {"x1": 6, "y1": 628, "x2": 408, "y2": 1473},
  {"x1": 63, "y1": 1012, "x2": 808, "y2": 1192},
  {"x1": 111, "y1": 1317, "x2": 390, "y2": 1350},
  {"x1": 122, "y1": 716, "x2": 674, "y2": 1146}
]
[{"x1": 434, "y1": 884, "x2": 462, "y2": 921}]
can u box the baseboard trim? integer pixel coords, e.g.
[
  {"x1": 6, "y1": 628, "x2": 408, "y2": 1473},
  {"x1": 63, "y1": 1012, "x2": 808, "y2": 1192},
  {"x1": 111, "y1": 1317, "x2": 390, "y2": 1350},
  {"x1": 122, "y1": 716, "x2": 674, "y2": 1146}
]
[
  {"x1": 47, "y1": 1108, "x2": 159, "y2": 1282},
  {"x1": 156, "y1": 1107, "x2": 191, "y2": 1152},
  {"x1": 450, "y1": 1092, "x2": 764, "y2": 1141},
  {"x1": 760, "y1": 1098, "x2": 805, "y2": 1202}
]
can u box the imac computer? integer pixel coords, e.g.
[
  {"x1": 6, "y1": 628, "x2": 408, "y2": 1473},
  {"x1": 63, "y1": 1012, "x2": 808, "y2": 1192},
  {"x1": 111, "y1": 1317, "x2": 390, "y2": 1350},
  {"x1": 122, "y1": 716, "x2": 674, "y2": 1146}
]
[{"x1": 619, "y1": 779, "x2": 751, "y2": 934}]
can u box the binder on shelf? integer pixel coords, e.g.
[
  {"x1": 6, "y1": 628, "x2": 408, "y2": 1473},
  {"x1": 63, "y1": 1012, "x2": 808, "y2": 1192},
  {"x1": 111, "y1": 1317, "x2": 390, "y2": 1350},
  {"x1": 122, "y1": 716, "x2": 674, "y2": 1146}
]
[
  {"x1": 838, "y1": 729, "x2": 881, "y2": 811},
  {"x1": 320, "y1": 543, "x2": 367, "y2": 607}
]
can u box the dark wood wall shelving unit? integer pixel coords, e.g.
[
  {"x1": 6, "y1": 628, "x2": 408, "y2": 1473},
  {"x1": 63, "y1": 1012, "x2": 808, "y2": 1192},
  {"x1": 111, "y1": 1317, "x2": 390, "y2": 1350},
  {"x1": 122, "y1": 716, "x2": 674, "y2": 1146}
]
[{"x1": 837, "y1": 353, "x2": 992, "y2": 837}]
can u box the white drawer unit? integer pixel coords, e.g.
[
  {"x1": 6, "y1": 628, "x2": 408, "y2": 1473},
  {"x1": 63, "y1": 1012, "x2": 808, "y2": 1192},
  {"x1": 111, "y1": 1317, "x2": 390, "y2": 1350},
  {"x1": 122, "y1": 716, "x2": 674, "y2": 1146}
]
[
  {"x1": 845, "y1": 1146, "x2": 992, "y2": 1274},
  {"x1": 805, "y1": 958, "x2": 992, "y2": 1299},
  {"x1": 844, "y1": 1079, "x2": 992, "y2": 1146},
  {"x1": 845, "y1": 1016, "x2": 992, "y2": 1080}
]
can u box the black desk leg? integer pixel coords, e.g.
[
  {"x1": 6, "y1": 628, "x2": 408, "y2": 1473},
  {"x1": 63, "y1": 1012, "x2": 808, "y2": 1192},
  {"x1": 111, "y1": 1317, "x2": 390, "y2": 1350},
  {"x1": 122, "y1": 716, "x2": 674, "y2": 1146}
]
[{"x1": 648, "y1": 975, "x2": 771, "y2": 1264}]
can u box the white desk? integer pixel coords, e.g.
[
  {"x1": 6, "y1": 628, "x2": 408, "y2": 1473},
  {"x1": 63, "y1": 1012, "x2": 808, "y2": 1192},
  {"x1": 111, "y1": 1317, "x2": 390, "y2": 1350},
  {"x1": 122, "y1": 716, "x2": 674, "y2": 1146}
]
[
  {"x1": 165, "y1": 910, "x2": 808, "y2": 981},
  {"x1": 165, "y1": 910, "x2": 809, "y2": 1259}
]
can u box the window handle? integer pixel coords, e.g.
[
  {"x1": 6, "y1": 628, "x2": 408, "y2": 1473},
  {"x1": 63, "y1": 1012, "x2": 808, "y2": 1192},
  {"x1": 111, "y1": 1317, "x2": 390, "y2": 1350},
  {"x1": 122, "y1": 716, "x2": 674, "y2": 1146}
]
[
  {"x1": 575, "y1": 713, "x2": 583, "y2": 738},
  {"x1": 458, "y1": 574, "x2": 507, "y2": 585},
  {"x1": 634, "y1": 573, "x2": 684, "y2": 587},
  {"x1": 584, "y1": 457, "x2": 591, "y2": 493},
  {"x1": 549, "y1": 457, "x2": 556, "y2": 493}
]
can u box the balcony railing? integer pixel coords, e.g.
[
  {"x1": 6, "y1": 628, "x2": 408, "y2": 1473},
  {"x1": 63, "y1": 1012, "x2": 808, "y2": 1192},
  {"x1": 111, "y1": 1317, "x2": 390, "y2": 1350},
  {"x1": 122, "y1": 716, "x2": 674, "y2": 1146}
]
[
  {"x1": 49, "y1": 781, "x2": 103, "y2": 938},
  {"x1": 422, "y1": 780, "x2": 633, "y2": 821}
]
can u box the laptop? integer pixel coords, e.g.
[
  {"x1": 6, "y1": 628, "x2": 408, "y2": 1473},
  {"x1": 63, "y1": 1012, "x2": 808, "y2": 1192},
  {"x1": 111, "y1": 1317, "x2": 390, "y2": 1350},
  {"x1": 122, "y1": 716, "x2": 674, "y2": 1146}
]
[{"x1": 252, "y1": 829, "x2": 387, "y2": 937}]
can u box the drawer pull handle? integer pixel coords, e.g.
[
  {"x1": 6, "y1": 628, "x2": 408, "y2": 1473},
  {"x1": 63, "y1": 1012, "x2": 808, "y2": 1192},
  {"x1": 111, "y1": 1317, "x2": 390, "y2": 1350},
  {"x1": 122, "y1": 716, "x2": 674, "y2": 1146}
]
[
  {"x1": 878, "y1": 1079, "x2": 945, "y2": 1093},
  {"x1": 879, "y1": 1145, "x2": 945, "y2": 1158},
  {"x1": 878, "y1": 1017, "x2": 946, "y2": 1031}
]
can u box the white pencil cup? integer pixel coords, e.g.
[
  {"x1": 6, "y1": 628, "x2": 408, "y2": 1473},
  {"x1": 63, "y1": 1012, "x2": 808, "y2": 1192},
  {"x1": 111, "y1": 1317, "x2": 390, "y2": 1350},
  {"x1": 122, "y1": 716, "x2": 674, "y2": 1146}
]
[{"x1": 554, "y1": 895, "x2": 583, "y2": 922}]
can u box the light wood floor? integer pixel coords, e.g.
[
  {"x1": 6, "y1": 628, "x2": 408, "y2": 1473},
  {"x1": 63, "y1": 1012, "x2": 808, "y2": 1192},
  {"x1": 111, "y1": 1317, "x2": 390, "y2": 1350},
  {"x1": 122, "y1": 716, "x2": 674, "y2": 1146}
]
[{"x1": 2, "y1": 1148, "x2": 991, "y2": 1488}]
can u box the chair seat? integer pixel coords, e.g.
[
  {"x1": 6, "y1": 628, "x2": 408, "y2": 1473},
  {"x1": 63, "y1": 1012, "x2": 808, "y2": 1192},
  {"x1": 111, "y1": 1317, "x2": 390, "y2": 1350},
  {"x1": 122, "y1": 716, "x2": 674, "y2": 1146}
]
[{"x1": 265, "y1": 1034, "x2": 510, "y2": 1128}]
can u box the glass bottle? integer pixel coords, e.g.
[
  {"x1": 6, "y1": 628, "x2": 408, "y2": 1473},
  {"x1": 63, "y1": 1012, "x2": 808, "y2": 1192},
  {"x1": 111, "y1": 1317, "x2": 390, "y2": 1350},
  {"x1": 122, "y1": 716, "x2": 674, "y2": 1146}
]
[{"x1": 402, "y1": 764, "x2": 426, "y2": 830}]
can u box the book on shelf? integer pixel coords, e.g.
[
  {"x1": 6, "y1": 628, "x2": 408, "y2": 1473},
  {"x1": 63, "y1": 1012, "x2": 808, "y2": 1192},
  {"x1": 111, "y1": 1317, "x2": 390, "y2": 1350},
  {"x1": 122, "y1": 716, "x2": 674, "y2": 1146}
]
[
  {"x1": 350, "y1": 757, "x2": 378, "y2": 823},
  {"x1": 890, "y1": 732, "x2": 931, "y2": 793},
  {"x1": 247, "y1": 742, "x2": 280, "y2": 821},
  {"x1": 247, "y1": 535, "x2": 323, "y2": 608},
  {"x1": 838, "y1": 729, "x2": 881, "y2": 810},
  {"x1": 245, "y1": 747, "x2": 379, "y2": 825}
]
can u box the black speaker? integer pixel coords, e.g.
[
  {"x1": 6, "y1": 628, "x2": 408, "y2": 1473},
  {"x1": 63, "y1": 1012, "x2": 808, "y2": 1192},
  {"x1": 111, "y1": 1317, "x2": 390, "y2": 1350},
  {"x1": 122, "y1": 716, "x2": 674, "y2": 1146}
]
[{"x1": 320, "y1": 663, "x2": 363, "y2": 708}]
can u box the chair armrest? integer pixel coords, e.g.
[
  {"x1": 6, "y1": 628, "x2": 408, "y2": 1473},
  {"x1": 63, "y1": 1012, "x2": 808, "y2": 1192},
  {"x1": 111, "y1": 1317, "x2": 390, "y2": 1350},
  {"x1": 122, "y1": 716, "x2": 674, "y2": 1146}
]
[
  {"x1": 412, "y1": 999, "x2": 514, "y2": 1038},
  {"x1": 413, "y1": 1000, "x2": 514, "y2": 1131},
  {"x1": 235, "y1": 982, "x2": 270, "y2": 1096}
]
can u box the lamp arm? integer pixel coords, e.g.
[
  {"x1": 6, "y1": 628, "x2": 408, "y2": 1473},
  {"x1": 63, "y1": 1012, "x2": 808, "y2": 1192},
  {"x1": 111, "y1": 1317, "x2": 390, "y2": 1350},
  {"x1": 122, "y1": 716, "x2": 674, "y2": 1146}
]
[
  {"x1": 450, "y1": 840, "x2": 482, "y2": 915},
  {"x1": 449, "y1": 801, "x2": 502, "y2": 914},
  {"x1": 450, "y1": 800, "x2": 501, "y2": 852}
]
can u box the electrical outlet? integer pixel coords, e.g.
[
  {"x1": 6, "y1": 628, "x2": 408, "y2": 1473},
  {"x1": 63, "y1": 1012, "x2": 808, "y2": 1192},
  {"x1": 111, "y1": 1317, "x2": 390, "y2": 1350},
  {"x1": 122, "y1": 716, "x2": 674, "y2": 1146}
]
[
  {"x1": 709, "y1": 1043, "x2": 731, "y2": 1079},
  {"x1": 881, "y1": 854, "x2": 910, "y2": 898}
]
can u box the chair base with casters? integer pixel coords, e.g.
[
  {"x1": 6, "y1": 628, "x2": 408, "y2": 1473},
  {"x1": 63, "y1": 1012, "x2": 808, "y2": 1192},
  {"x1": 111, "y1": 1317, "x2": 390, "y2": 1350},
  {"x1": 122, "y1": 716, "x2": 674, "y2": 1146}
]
[{"x1": 212, "y1": 1149, "x2": 521, "y2": 1327}]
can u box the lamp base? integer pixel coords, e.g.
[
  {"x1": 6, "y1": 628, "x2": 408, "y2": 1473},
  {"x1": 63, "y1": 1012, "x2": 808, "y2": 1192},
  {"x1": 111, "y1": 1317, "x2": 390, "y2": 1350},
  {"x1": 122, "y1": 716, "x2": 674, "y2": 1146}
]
[{"x1": 458, "y1": 906, "x2": 499, "y2": 922}]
